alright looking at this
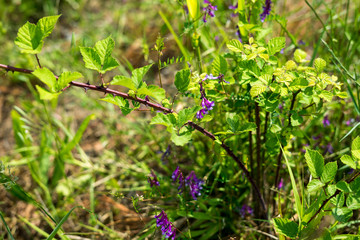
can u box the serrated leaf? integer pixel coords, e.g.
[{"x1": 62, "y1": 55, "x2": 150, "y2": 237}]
[
  {"x1": 174, "y1": 69, "x2": 190, "y2": 93},
  {"x1": 170, "y1": 128, "x2": 192, "y2": 146},
  {"x1": 250, "y1": 84, "x2": 267, "y2": 97},
  {"x1": 290, "y1": 112, "x2": 303, "y2": 126},
  {"x1": 307, "y1": 179, "x2": 325, "y2": 193},
  {"x1": 294, "y1": 49, "x2": 307, "y2": 63},
  {"x1": 137, "y1": 85, "x2": 165, "y2": 102},
  {"x1": 226, "y1": 114, "x2": 240, "y2": 132},
  {"x1": 320, "y1": 162, "x2": 337, "y2": 183},
  {"x1": 32, "y1": 67, "x2": 57, "y2": 92},
  {"x1": 267, "y1": 37, "x2": 286, "y2": 56},
  {"x1": 132, "y1": 64, "x2": 153, "y2": 89},
  {"x1": 15, "y1": 22, "x2": 43, "y2": 54},
  {"x1": 212, "y1": 55, "x2": 227, "y2": 75},
  {"x1": 336, "y1": 180, "x2": 352, "y2": 193},
  {"x1": 331, "y1": 192, "x2": 345, "y2": 207},
  {"x1": 150, "y1": 112, "x2": 177, "y2": 128},
  {"x1": 111, "y1": 75, "x2": 136, "y2": 90},
  {"x1": 319, "y1": 90, "x2": 333, "y2": 102},
  {"x1": 227, "y1": 39, "x2": 243, "y2": 53},
  {"x1": 327, "y1": 184, "x2": 336, "y2": 195},
  {"x1": 285, "y1": 60, "x2": 297, "y2": 70},
  {"x1": 35, "y1": 85, "x2": 60, "y2": 100},
  {"x1": 340, "y1": 154, "x2": 356, "y2": 169},
  {"x1": 351, "y1": 136, "x2": 360, "y2": 160},
  {"x1": 305, "y1": 149, "x2": 324, "y2": 178},
  {"x1": 38, "y1": 15, "x2": 61, "y2": 38},
  {"x1": 273, "y1": 218, "x2": 298, "y2": 238},
  {"x1": 80, "y1": 47, "x2": 102, "y2": 72},
  {"x1": 314, "y1": 58, "x2": 326, "y2": 73},
  {"x1": 57, "y1": 71, "x2": 83, "y2": 91},
  {"x1": 332, "y1": 207, "x2": 353, "y2": 222},
  {"x1": 346, "y1": 195, "x2": 360, "y2": 210},
  {"x1": 178, "y1": 106, "x2": 202, "y2": 128},
  {"x1": 102, "y1": 56, "x2": 119, "y2": 73},
  {"x1": 237, "y1": 122, "x2": 257, "y2": 133},
  {"x1": 100, "y1": 95, "x2": 132, "y2": 115},
  {"x1": 94, "y1": 36, "x2": 115, "y2": 64},
  {"x1": 336, "y1": 91, "x2": 348, "y2": 98},
  {"x1": 350, "y1": 178, "x2": 360, "y2": 192}
]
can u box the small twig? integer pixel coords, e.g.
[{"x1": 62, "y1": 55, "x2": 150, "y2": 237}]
[{"x1": 35, "y1": 54, "x2": 42, "y2": 68}]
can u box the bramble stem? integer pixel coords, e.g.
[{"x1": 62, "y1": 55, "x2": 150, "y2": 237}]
[
  {"x1": 35, "y1": 54, "x2": 42, "y2": 68},
  {"x1": 0, "y1": 63, "x2": 267, "y2": 217}
]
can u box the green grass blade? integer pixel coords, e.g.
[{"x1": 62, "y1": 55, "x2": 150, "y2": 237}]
[
  {"x1": 19, "y1": 215, "x2": 50, "y2": 238},
  {"x1": 46, "y1": 206, "x2": 85, "y2": 240},
  {"x1": 0, "y1": 211, "x2": 15, "y2": 240},
  {"x1": 340, "y1": 122, "x2": 360, "y2": 142}
]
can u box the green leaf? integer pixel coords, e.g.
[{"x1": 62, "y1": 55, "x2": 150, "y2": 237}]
[
  {"x1": 174, "y1": 69, "x2": 191, "y2": 93},
  {"x1": 38, "y1": 15, "x2": 61, "y2": 38},
  {"x1": 100, "y1": 95, "x2": 132, "y2": 115},
  {"x1": 226, "y1": 114, "x2": 240, "y2": 132},
  {"x1": 350, "y1": 177, "x2": 360, "y2": 192},
  {"x1": 290, "y1": 112, "x2": 303, "y2": 126},
  {"x1": 294, "y1": 49, "x2": 307, "y2": 63},
  {"x1": 170, "y1": 128, "x2": 192, "y2": 146},
  {"x1": 212, "y1": 55, "x2": 227, "y2": 75},
  {"x1": 314, "y1": 58, "x2": 326, "y2": 73},
  {"x1": 340, "y1": 154, "x2": 357, "y2": 169},
  {"x1": 267, "y1": 37, "x2": 286, "y2": 56},
  {"x1": 305, "y1": 149, "x2": 324, "y2": 178},
  {"x1": 35, "y1": 86, "x2": 60, "y2": 100},
  {"x1": 307, "y1": 179, "x2": 325, "y2": 193},
  {"x1": 250, "y1": 83, "x2": 267, "y2": 97},
  {"x1": 331, "y1": 192, "x2": 345, "y2": 207},
  {"x1": 227, "y1": 39, "x2": 243, "y2": 53},
  {"x1": 150, "y1": 112, "x2": 177, "y2": 128},
  {"x1": 15, "y1": 22, "x2": 43, "y2": 54},
  {"x1": 57, "y1": 71, "x2": 83, "y2": 91},
  {"x1": 79, "y1": 47, "x2": 102, "y2": 72},
  {"x1": 0, "y1": 212, "x2": 15, "y2": 240},
  {"x1": 186, "y1": 0, "x2": 200, "y2": 20},
  {"x1": 346, "y1": 195, "x2": 360, "y2": 210},
  {"x1": 94, "y1": 36, "x2": 115, "y2": 64},
  {"x1": 336, "y1": 181, "x2": 352, "y2": 193},
  {"x1": 351, "y1": 136, "x2": 360, "y2": 160},
  {"x1": 111, "y1": 75, "x2": 136, "y2": 90},
  {"x1": 332, "y1": 207, "x2": 353, "y2": 222},
  {"x1": 178, "y1": 106, "x2": 202, "y2": 128},
  {"x1": 132, "y1": 64, "x2": 153, "y2": 89},
  {"x1": 273, "y1": 218, "x2": 298, "y2": 238},
  {"x1": 320, "y1": 162, "x2": 337, "y2": 183},
  {"x1": 137, "y1": 85, "x2": 165, "y2": 102},
  {"x1": 32, "y1": 67, "x2": 57, "y2": 91},
  {"x1": 102, "y1": 56, "x2": 119, "y2": 73}
]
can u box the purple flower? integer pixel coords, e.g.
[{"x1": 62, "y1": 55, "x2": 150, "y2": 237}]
[
  {"x1": 155, "y1": 210, "x2": 176, "y2": 240},
  {"x1": 144, "y1": 95, "x2": 150, "y2": 101},
  {"x1": 240, "y1": 204, "x2": 253, "y2": 218},
  {"x1": 214, "y1": 35, "x2": 219, "y2": 41},
  {"x1": 148, "y1": 170, "x2": 160, "y2": 187},
  {"x1": 298, "y1": 40, "x2": 305, "y2": 45},
  {"x1": 161, "y1": 145, "x2": 171, "y2": 162},
  {"x1": 260, "y1": 0, "x2": 272, "y2": 22},
  {"x1": 196, "y1": 97, "x2": 215, "y2": 119},
  {"x1": 323, "y1": 143, "x2": 334, "y2": 154},
  {"x1": 185, "y1": 171, "x2": 204, "y2": 200},
  {"x1": 229, "y1": 3, "x2": 238, "y2": 10},
  {"x1": 202, "y1": 0, "x2": 217, "y2": 22},
  {"x1": 323, "y1": 115, "x2": 330, "y2": 127},
  {"x1": 203, "y1": 73, "x2": 229, "y2": 84},
  {"x1": 280, "y1": 48, "x2": 284, "y2": 54},
  {"x1": 235, "y1": 25, "x2": 242, "y2": 42},
  {"x1": 278, "y1": 178, "x2": 284, "y2": 189},
  {"x1": 172, "y1": 166, "x2": 185, "y2": 192},
  {"x1": 346, "y1": 118, "x2": 354, "y2": 126},
  {"x1": 300, "y1": 143, "x2": 310, "y2": 153}
]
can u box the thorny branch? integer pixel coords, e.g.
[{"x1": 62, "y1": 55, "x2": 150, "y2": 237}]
[{"x1": 0, "y1": 63, "x2": 268, "y2": 217}]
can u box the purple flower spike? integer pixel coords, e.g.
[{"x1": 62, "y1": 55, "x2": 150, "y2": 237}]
[
  {"x1": 240, "y1": 204, "x2": 253, "y2": 218},
  {"x1": 202, "y1": 0, "x2": 217, "y2": 22},
  {"x1": 148, "y1": 170, "x2": 160, "y2": 187},
  {"x1": 172, "y1": 166, "x2": 185, "y2": 192},
  {"x1": 196, "y1": 97, "x2": 214, "y2": 119},
  {"x1": 278, "y1": 178, "x2": 284, "y2": 189},
  {"x1": 260, "y1": 0, "x2": 272, "y2": 22},
  {"x1": 155, "y1": 210, "x2": 176, "y2": 240},
  {"x1": 323, "y1": 115, "x2": 330, "y2": 127},
  {"x1": 229, "y1": 3, "x2": 238, "y2": 10},
  {"x1": 185, "y1": 171, "x2": 204, "y2": 200}
]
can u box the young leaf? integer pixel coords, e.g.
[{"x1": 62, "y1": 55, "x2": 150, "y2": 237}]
[
  {"x1": 111, "y1": 75, "x2": 136, "y2": 91},
  {"x1": 294, "y1": 49, "x2": 307, "y2": 63},
  {"x1": 336, "y1": 180, "x2": 352, "y2": 193},
  {"x1": 186, "y1": 0, "x2": 200, "y2": 20},
  {"x1": 150, "y1": 112, "x2": 177, "y2": 128},
  {"x1": 174, "y1": 69, "x2": 191, "y2": 93},
  {"x1": 38, "y1": 15, "x2": 61, "y2": 38},
  {"x1": 94, "y1": 36, "x2": 115, "y2": 64},
  {"x1": 314, "y1": 58, "x2": 326, "y2": 73},
  {"x1": 267, "y1": 37, "x2": 286, "y2": 56},
  {"x1": 170, "y1": 128, "x2": 192, "y2": 146},
  {"x1": 79, "y1": 47, "x2": 102, "y2": 72},
  {"x1": 346, "y1": 195, "x2": 360, "y2": 210},
  {"x1": 250, "y1": 83, "x2": 267, "y2": 97},
  {"x1": 102, "y1": 56, "x2": 119, "y2": 73},
  {"x1": 212, "y1": 55, "x2": 227, "y2": 75},
  {"x1": 307, "y1": 179, "x2": 325, "y2": 193},
  {"x1": 35, "y1": 86, "x2": 60, "y2": 100},
  {"x1": 273, "y1": 218, "x2": 298, "y2": 238},
  {"x1": 32, "y1": 67, "x2": 57, "y2": 91},
  {"x1": 177, "y1": 106, "x2": 202, "y2": 128},
  {"x1": 100, "y1": 95, "x2": 132, "y2": 115},
  {"x1": 332, "y1": 207, "x2": 353, "y2": 222},
  {"x1": 351, "y1": 136, "x2": 360, "y2": 160},
  {"x1": 131, "y1": 64, "x2": 153, "y2": 89},
  {"x1": 15, "y1": 22, "x2": 44, "y2": 54},
  {"x1": 320, "y1": 161, "x2": 337, "y2": 183},
  {"x1": 226, "y1": 114, "x2": 240, "y2": 132},
  {"x1": 227, "y1": 39, "x2": 243, "y2": 53},
  {"x1": 340, "y1": 154, "x2": 356, "y2": 169},
  {"x1": 305, "y1": 149, "x2": 324, "y2": 178},
  {"x1": 137, "y1": 85, "x2": 165, "y2": 102},
  {"x1": 57, "y1": 72, "x2": 83, "y2": 91}
]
